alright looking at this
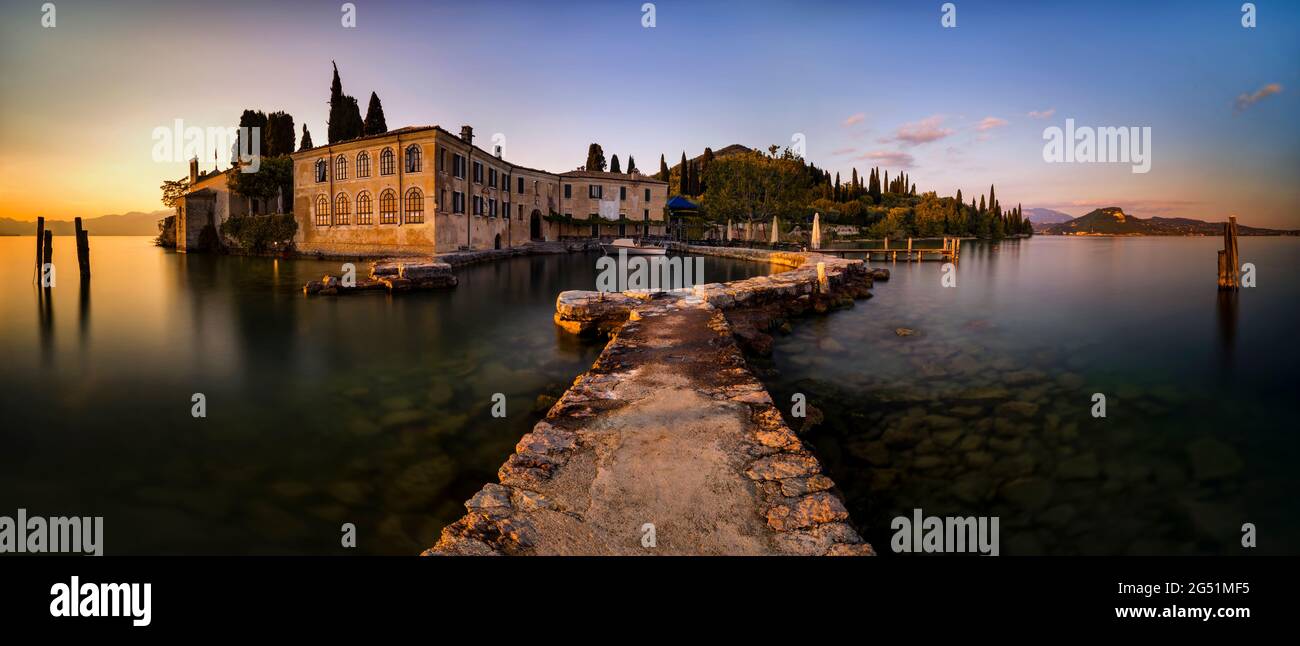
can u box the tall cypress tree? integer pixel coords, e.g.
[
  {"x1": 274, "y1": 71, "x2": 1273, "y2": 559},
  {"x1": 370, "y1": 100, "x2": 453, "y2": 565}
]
[
  {"x1": 610, "y1": 155, "x2": 621, "y2": 173},
  {"x1": 626, "y1": 156, "x2": 637, "y2": 174},
  {"x1": 678, "y1": 152, "x2": 688, "y2": 194},
  {"x1": 658, "y1": 154, "x2": 669, "y2": 181},
  {"x1": 362, "y1": 91, "x2": 388, "y2": 136},
  {"x1": 327, "y1": 62, "x2": 346, "y2": 144},
  {"x1": 299, "y1": 124, "x2": 314, "y2": 151}
]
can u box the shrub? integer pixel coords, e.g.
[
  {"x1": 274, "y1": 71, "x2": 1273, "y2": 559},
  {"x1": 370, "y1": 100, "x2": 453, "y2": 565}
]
[{"x1": 219, "y1": 214, "x2": 298, "y2": 253}]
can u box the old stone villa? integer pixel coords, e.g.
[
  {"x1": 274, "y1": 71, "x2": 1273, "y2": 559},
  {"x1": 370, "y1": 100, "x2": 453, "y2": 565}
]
[{"x1": 175, "y1": 124, "x2": 669, "y2": 254}]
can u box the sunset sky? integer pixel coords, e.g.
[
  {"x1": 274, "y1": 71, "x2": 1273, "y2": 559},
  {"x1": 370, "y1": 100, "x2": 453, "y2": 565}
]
[{"x1": 1, "y1": 0, "x2": 1297, "y2": 226}]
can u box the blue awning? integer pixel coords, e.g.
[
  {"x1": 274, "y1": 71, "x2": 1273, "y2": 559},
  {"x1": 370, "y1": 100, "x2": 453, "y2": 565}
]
[{"x1": 667, "y1": 195, "x2": 699, "y2": 210}]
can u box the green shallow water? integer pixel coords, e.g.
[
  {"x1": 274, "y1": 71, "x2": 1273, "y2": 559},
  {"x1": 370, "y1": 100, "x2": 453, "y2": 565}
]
[
  {"x1": 0, "y1": 237, "x2": 774, "y2": 554},
  {"x1": 761, "y1": 236, "x2": 1300, "y2": 555}
]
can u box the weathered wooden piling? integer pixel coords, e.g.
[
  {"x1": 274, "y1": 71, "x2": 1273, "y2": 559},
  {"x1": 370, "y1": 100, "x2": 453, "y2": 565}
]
[
  {"x1": 74, "y1": 217, "x2": 91, "y2": 279},
  {"x1": 42, "y1": 230, "x2": 53, "y2": 284},
  {"x1": 35, "y1": 217, "x2": 45, "y2": 274},
  {"x1": 1217, "y1": 216, "x2": 1240, "y2": 290}
]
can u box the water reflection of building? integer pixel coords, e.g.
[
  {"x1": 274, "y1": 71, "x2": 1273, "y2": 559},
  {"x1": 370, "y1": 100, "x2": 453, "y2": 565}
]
[{"x1": 289, "y1": 125, "x2": 669, "y2": 255}]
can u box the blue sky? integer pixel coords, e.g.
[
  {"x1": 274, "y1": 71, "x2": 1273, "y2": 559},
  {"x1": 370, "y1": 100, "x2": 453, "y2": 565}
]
[{"x1": 1, "y1": 0, "x2": 1297, "y2": 225}]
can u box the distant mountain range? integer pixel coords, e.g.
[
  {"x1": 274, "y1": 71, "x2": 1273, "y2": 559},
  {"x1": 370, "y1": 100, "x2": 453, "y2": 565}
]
[
  {"x1": 0, "y1": 210, "x2": 172, "y2": 236},
  {"x1": 1038, "y1": 207, "x2": 1297, "y2": 236},
  {"x1": 1021, "y1": 207, "x2": 1075, "y2": 225}
]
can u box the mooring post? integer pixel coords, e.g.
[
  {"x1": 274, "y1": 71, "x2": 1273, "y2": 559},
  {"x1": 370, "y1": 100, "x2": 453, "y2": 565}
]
[
  {"x1": 1219, "y1": 216, "x2": 1241, "y2": 290},
  {"x1": 42, "y1": 230, "x2": 53, "y2": 282},
  {"x1": 74, "y1": 217, "x2": 91, "y2": 279},
  {"x1": 35, "y1": 217, "x2": 45, "y2": 279}
]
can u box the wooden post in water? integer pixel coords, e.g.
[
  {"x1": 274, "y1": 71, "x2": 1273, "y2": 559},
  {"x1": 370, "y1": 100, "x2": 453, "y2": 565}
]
[
  {"x1": 35, "y1": 217, "x2": 45, "y2": 278},
  {"x1": 74, "y1": 217, "x2": 91, "y2": 279},
  {"x1": 1218, "y1": 216, "x2": 1240, "y2": 290},
  {"x1": 42, "y1": 230, "x2": 53, "y2": 284}
]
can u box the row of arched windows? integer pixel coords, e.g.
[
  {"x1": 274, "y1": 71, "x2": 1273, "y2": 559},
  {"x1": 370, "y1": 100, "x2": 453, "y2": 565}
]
[
  {"x1": 314, "y1": 188, "x2": 423, "y2": 226},
  {"x1": 314, "y1": 145, "x2": 422, "y2": 183}
]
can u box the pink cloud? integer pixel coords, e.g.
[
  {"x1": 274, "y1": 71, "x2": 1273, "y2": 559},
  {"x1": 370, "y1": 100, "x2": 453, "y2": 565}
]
[
  {"x1": 976, "y1": 116, "x2": 1008, "y2": 131},
  {"x1": 1027, "y1": 108, "x2": 1056, "y2": 119},
  {"x1": 1234, "y1": 83, "x2": 1283, "y2": 113},
  {"x1": 831, "y1": 147, "x2": 857, "y2": 155},
  {"x1": 842, "y1": 112, "x2": 866, "y2": 127},
  {"x1": 856, "y1": 150, "x2": 915, "y2": 168},
  {"x1": 893, "y1": 115, "x2": 953, "y2": 146}
]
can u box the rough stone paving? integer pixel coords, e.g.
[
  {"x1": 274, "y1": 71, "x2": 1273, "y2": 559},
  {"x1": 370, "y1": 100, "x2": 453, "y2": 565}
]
[{"x1": 428, "y1": 248, "x2": 888, "y2": 556}]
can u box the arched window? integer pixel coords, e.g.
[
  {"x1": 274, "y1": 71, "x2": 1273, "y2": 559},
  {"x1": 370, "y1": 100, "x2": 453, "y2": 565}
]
[
  {"x1": 356, "y1": 151, "x2": 371, "y2": 178},
  {"x1": 405, "y1": 144, "x2": 422, "y2": 173},
  {"x1": 379, "y1": 189, "x2": 397, "y2": 224},
  {"x1": 356, "y1": 191, "x2": 373, "y2": 225},
  {"x1": 334, "y1": 193, "x2": 350, "y2": 225},
  {"x1": 379, "y1": 148, "x2": 395, "y2": 176},
  {"x1": 334, "y1": 155, "x2": 348, "y2": 180},
  {"x1": 315, "y1": 195, "x2": 330, "y2": 226},
  {"x1": 315, "y1": 159, "x2": 327, "y2": 183},
  {"x1": 404, "y1": 188, "x2": 424, "y2": 224}
]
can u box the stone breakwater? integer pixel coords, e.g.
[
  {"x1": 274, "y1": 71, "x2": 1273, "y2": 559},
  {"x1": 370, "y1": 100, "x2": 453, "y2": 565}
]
[
  {"x1": 427, "y1": 249, "x2": 887, "y2": 555},
  {"x1": 303, "y1": 240, "x2": 598, "y2": 295}
]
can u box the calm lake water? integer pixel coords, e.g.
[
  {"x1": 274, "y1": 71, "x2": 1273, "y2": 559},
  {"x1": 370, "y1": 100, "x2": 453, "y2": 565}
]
[
  {"x1": 761, "y1": 236, "x2": 1299, "y2": 555},
  {"x1": 0, "y1": 236, "x2": 773, "y2": 554},
  {"x1": 3, "y1": 235, "x2": 1295, "y2": 555}
]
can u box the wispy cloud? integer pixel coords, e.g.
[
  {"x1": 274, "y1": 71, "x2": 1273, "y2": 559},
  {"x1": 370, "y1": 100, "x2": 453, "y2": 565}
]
[
  {"x1": 857, "y1": 150, "x2": 915, "y2": 168},
  {"x1": 1234, "y1": 83, "x2": 1283, "y2": 113},
  {"x1": 892, "y1": 115, "x2": 953, "y2": 146},
  {"x1": 842, "y1": 112, "x2": 866, "y2": 127},
  {"x1": 1027, "y1": 108, "x2": 1056, "y2": 119},
  {"x1": 976, "y1": 116, "x2": 1009, "y2": 131},
  {"x1": 831, "y1": 147, "x2": 857, "y2": 155}
]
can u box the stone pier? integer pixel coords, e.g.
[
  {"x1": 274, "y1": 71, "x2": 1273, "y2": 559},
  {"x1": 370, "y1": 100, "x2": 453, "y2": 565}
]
[{"x1": 427, "y1": 249, "x2": 886, "y2": 556}]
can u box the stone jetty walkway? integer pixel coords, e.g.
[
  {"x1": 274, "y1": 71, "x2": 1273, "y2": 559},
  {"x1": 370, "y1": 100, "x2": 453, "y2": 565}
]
[{"x1": 427, "y1": 248, "x2": 886, "y2": 556}]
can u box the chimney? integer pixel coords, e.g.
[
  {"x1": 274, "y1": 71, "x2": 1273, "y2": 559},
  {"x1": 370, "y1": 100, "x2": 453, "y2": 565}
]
[
  {"x1": 460, "y1": 125, "x2": 474, "y2": 145},
  {"x1": 189, "y1": 157, "x2": 199, "y2": 184},
  {"x1": 494, "y1": 144, "x2": 502, "y2": 158}
]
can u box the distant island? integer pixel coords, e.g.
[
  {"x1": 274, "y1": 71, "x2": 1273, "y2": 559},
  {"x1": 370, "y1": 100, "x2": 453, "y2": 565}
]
[
  {"x1": 0, "y1": 210, "x2": 171, "y2": 236},
  {"x1": 1035, "y1": 207, "x2": 1298, "y2": 236}
]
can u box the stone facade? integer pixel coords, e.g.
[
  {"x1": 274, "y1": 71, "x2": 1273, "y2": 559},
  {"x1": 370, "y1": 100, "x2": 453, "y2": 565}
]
[
  {"x1": 291, "y1": 125, "x2": 669, "y2": 256},
  {"x1": 176, "y1": 159, "x2": 266, "y2": 253}
]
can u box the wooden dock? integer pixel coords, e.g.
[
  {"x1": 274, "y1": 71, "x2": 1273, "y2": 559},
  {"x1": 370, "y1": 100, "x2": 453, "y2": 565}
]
[{"x1": 817, "y1": 237, "x2": 962, "y2": 263}]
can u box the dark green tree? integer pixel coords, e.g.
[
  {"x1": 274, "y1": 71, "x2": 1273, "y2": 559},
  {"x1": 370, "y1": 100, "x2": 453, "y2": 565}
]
[
  {"x1": 362, "y1": 91, "x2": 388, "y2": 136},
  {"x1": 327, "y1": 62, "x2": 364, "y2": 143},
  {"x1": 299, "y1": 124, "x2": 314, "y2": 151},
  {"x1": 679, "y1": 152, "x2": 688, "y2": 194},
  {"x1": 626, "y1": 155, "x2": 637, "y2": 174},
  {"x1": 585, "y1": 143, "x2": 607, "y2": 172},
  {"x1": 610, "y1": 154, "x2": 621, "y2": 173},
  {"x1": 235, "y1": 110, "x2": 268, "y2": 161},
  {"x1": 658, "y1": 154, "x2": 669, "y2": 181},
  {"x1": 265, "y1": 111, "x2": 296, "y2": 157}
]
